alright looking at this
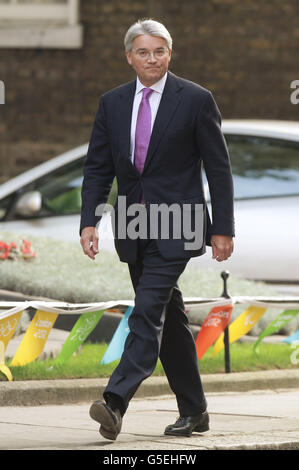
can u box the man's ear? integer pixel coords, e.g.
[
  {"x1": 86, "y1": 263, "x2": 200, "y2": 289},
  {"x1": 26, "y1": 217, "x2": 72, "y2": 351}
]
[{"x1": 125, "y1": 51, "x2": 132, "y2": 66}]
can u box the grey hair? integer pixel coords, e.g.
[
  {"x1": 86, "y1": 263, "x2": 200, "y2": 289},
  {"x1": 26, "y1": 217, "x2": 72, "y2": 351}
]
[{"x1": 124, "y1": 19, "x2": 173, "y2": 52}]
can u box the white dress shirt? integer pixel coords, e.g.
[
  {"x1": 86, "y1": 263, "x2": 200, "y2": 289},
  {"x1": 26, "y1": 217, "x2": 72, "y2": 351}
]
[{"x1": 130, "y1": 72, "x2": 168, "y2": 163}]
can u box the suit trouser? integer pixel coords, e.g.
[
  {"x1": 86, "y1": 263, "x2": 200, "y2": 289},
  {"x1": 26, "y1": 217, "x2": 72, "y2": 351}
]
[{"x1": 103, "y1": 237, "x2": 207, "y2": 417}]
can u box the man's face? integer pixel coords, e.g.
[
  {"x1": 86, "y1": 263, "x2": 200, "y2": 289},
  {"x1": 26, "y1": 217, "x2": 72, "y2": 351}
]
[{"x1": 126, "y1": 35, "x2": 172, "y2": 87}]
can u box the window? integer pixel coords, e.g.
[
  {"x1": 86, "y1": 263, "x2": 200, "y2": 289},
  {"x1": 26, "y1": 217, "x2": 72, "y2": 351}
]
[
  {"x1": 34, "y1": 157, "x2": 84, "y2": 216},
  {"x1": 226, "y1": 135, "x2": 299, "y2": 199},
  {"x1": 0, "y1": 0, "x2": 83, "y2": 48},
  {"x1": 202, "y1": 135, "x2": 299, "y2": 201},
  {"x1": 0, "y1": 193, "x2": 15, "y2": 220},
  {"x1": 0, "y1": 156, "x2": 118, "y2": 221},
  {"x1": 0, "y1": 158, "x2": 85, "y2": 220}
]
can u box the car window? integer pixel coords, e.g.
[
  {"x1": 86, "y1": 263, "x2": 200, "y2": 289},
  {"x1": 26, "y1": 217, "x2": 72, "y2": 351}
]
[
  {"x1": 0, "y1": 159, "x2": 85, "y2": 221},
  {"x1": 33, "y1": 157, "x2": 85, "y2": 216},
  {"x1": 225, "y1": 135, "x2": 299, "y2": 199},
  {"x1": 0, "y1": 193, "x2": 15, "y2": 221},
  {"x1": 33, "y1": 158, "x2": 118, "y2": 217},
  {"x1": 1, "y1": 156, "x2": 118, "y2": 220}
]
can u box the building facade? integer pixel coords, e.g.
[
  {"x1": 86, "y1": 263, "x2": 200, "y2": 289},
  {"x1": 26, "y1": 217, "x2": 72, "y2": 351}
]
[{"x1": 0, "y1": 0, "x2": 298, "y2": 182}]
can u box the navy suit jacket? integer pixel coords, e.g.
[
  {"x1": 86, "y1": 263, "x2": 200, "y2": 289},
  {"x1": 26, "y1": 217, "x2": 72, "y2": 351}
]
[{"x1": 80, "y1": 71, "x2": 234, "y2": 264}]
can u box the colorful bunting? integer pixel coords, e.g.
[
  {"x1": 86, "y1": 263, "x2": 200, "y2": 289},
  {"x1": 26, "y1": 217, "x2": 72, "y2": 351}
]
[
  {"x1": 0, "y1": 341, "x2": 13, "y2": 381},
  {"x1": 55, "y1": 309, "x2": 106, "y2": 363},
  {"x1": 0, "y1": 310, "x2": 23, "y2": 350},
  {"x1": 101, "y1": 306, "x2": 133, "y2": 365},
  {"x1": 0, "y1": 310, "x2": 23, "y2": 380},
  {"x1": 0, "y1": 297, "x2": 298, "y2": 374},
  {"x1": 212, "y1": 305, "x2": 267, "y2": 356},
  {"x1": 254, "y1": 309, "x2": 299, "y2": 353},
  {"x1": 10, "y1": 310, "x2": 58, "y2": 366},
  {"x1": 283, "y1": 329, "x2": 299, "y2": 344},
  {"x1": 195, "y1": 304, "x2": 233, "y2": 359}
]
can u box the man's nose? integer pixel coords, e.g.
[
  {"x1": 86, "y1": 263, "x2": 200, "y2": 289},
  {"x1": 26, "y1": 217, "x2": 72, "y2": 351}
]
[{"x1": 146, "y1": 52, "x2": 157, "y2": 62}]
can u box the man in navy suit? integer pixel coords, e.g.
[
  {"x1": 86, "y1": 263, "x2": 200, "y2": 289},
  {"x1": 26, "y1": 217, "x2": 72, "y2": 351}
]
[{"x1": 80, "y1": 19, "x2": 234, "y2": 441}]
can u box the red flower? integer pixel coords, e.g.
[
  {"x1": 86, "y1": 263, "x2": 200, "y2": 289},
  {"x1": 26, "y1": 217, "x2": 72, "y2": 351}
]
[
  {"x1": 0, "y1": 243, "x2": 9, "y2": 259},
  {"x1": 0, "y1": 239, "x2": 36, "y2": 260},
  {"x1": 0, "y1": 241, "x2": 8, "y2": 250},
  {"x1": 21, "y1": 239, "x2": 36, "y2": 259}
]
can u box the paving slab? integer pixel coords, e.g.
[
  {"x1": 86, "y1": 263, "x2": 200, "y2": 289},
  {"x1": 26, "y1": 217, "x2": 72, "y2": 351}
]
[{"x1": 0, "y1": 389, "x2": 298, "y2": 450}]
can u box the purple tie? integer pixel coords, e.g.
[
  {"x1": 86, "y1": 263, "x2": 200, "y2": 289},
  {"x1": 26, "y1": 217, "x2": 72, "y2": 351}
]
[{"x1": 134, "y1": 87, "x2": 153, "y2": 203}]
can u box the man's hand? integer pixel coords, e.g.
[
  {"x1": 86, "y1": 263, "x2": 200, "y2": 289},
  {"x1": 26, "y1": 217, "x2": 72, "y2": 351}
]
[
  {"x1": 211, "y1": 235, "x2": 234, "y2": 262},
  {"x1": 80, "y1": 226, "x2": 99, "y2": 260}
]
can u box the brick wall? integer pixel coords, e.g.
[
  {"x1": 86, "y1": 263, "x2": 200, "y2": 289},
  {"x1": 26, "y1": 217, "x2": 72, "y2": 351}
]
[{"x1": 0, "y1": 0, "x2": 298, "y2": 182}]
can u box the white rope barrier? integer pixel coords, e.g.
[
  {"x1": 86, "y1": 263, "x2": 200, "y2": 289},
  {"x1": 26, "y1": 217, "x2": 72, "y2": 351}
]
[{"x1": 1, "y1": 296, "x2": 299, "y2": 319}]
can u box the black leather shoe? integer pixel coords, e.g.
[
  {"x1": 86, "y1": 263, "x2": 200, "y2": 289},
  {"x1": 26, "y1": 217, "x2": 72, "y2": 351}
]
[
  {"x1": 164, "y1": 411, "x2": 209, "y2": 437},
  {"x1": 89, "y1": 400, "x2": 122, "y2": 441}
]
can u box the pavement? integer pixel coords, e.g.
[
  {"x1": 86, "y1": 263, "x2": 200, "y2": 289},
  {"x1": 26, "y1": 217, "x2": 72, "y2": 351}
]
[
  {"x1": 0, "y1": 370, "x2": 299, "y2": 450},
  {"x1": 0, "y1": 388, "x2": 298, "y2": 451}
]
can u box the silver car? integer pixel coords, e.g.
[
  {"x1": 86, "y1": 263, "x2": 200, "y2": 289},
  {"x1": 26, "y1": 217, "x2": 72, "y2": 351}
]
[{"x1": 1, "y1": 120, "x2": 299, "y2": 282}]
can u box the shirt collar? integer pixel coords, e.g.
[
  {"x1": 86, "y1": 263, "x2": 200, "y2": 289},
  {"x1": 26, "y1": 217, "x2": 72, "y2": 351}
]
[{"x1": 135, "y1": 72, "x2": 168, "y2": 95}]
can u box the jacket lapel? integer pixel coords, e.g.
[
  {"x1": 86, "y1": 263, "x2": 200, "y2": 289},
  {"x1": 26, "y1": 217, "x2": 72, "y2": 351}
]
[
  {"x1": 117, "y1": 72, "x2": 183, "y2": 174},
  {"x1": 143, "y1": 72, "x2": 183, "y2": 173},
  {"x1": 117, "y1": 80, "x2": 136, "y2": 160}
]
